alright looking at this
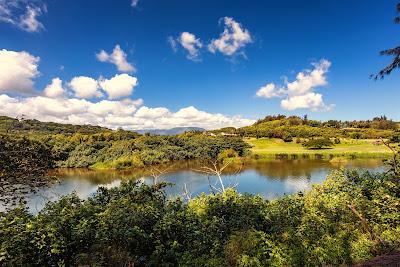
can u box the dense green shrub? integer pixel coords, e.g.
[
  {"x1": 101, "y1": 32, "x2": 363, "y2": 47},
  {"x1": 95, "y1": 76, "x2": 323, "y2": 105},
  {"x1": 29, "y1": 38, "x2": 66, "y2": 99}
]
[
  {"x1": 44, "y1": 133, "x2": 251, "y2": 168},
  {"x1": 282, "y1": 133, "x2": 293, "y2": 142},
  {"x1": 390, "y1": 133, "x2": 400, "y2": 143},
  {"x1": 1, "y1": 169, "x2": 399, "y2": 266},
  {"x1": 350, "y1": 132, "x2": 362, "y2": 139},
  {"x1": 217, "y1": 148, "x2": 240, "y2": 162},
  {"x1": 0, "y1": 135, "x2": 55, "y2": 204},
  {"x1": 303, "y1": 138, "x2": 334, "y2": 149}
]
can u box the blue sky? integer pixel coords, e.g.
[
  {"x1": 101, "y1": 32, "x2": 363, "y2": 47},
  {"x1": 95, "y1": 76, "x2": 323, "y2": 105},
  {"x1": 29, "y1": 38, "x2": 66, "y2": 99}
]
[{"x1": 0, "y1": 0, "x2": 399, "y2": 129}]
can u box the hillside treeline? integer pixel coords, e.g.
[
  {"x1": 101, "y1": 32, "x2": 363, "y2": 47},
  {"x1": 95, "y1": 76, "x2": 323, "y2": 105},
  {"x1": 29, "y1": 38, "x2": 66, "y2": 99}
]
[
  {"x1": 0, "y1": 116, "x2": 108, "y2": 135},
  {"x1": 0, "y1": 115, "x2": 250, "y2": 169},
  {"x1": 0, "y1": 131, "x2": 249, "y2": 203},
  {"x1": 1, "y1": 115, "x2": 398, "y2": 139},
  {"x1": 213, "y1": 115, "x2": 399, "y2": 139},
  {"x1": 48, "y1": 132, "x2": 250, "y2": 168}
]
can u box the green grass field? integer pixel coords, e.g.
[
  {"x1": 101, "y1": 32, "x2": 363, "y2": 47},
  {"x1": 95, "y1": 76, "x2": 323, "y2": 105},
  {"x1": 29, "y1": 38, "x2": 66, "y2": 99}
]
[{"x1": 246, "y1": 138, "x2": 392, "y2": 159}]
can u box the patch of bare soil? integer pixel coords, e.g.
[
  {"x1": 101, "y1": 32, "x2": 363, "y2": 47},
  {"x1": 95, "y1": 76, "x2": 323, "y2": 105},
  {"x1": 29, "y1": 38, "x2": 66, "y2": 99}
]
[{"x1": 351, "y1": 251, "x2": 400, "y2": 267}]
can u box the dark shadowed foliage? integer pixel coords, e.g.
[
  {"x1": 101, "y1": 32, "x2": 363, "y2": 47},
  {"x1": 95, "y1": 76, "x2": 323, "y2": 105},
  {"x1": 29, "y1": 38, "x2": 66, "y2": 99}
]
[{"x1": 0, "y1": 135, "x2": 55, "y2": 205}]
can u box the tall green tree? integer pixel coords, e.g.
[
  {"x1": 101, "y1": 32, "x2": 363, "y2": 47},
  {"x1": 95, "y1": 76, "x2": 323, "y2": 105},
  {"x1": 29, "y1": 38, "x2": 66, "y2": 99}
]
[
  {"x1": 374, "y1": 3, "x2": 400, "y2": 79},
  {"x1": 0, "y1": 135, "x2": 55, "y2": 205}
]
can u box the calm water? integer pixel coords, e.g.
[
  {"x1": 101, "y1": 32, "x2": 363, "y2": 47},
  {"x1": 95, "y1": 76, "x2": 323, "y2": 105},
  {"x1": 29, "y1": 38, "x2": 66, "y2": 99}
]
[{"x1": 20, "y1": 159, "x2": 385, "y2": 213}]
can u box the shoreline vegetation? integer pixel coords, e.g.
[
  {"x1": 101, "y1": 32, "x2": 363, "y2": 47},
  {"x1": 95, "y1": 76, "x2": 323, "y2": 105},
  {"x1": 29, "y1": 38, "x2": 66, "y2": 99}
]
[
  {"x1": 1, "y1": 115, "x2": 400, "y2": 266},
  {"x1": 246, "y1": 138, "x2": 393, "y2": 160},
  {"x1": 1, "y1": 165, "x2": 399, "y2": 266},
  {"x1": 86, "y1": 137, "x2": 395, "y2": 171},
  {"x1": 1, "y1": 115, "x2": 398, "y2": 171}
]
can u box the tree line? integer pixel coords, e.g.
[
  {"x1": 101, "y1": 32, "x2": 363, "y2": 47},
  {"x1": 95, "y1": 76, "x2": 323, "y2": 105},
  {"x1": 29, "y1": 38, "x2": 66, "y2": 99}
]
[
  {"x1": 215, "y1": 115, "x2": 399, "y2": 140},
  {"x1": 0, "y1": 131, "x2": 250, "y2": 204}
]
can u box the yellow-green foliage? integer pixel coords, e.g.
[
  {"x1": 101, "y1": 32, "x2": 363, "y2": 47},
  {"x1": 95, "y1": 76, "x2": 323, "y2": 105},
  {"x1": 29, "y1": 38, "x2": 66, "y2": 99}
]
[
  {"x1": 233, "y1": 116, "x2": 397, "y2": 140},
  {"x1": 91, "y1": 154, "x2": 144, "y2": 170},
  {"x1": 45, "y1": 132, "x2": 251, "y2": 169},
  {"x1": 247, "y1": 138, "x2": 392, "y2": 158},
  {"x1": 218, "y1": 148, "x2": 240, "y2": 163},
  {"x1": 1, "y1": 168, "x2": 399, "y2": 266}
]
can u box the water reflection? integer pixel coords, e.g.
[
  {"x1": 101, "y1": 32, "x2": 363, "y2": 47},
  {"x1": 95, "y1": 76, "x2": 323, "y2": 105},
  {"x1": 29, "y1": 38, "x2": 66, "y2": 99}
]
[{"x1": 20, "y1": 159, "x2": 385, "y2": 213}]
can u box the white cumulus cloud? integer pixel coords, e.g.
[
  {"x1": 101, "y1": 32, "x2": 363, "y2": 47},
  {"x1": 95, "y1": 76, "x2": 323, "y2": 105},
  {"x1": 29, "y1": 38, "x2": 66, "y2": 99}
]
[
  {"x1": 208, "y1": 17, "x2": 252, "y2": 56},
  {"x1": 87, "y1": 98, "x2": 144, "y2": 117},
  {"x1": 68, "y1": 74, "x2": 138, "y2": 100},
  {"x1": 69, "y1": 76, "x2": 102, "y2": 99},
  {"x1": 0, "y1": 94, "x2": 255, "y2": 130},
  {"x1": 129, "y1": 106, "x2": 256, "y2": 130},
  {"x1": 255, "y1": 83, "x2": 281, "y2": 99},
  {"x1": 96, "y1": 44, "x2": 135, "y2": 72},
  {"x1": 281, "y1": 92, "x2": 327, "y2": 111},
  {"x1": 43, "y1": 78, "x2": 65, "y2": 98},
  {"x1": 99, "y1": 73, "x2": 138, "y2": 99},
  {"x1": 0, "y1": 47, "x2": 255, "y2": 130},
  {"x1": 286, "y1": 59, "x2": 331, "y2": 96},
  {"x1": 0, "y1": 0, "x2": 45, "y2": 32},
  {"x1": 0, "y1": 49, "x2": 40, "y2": 94},
  {"x1": 0, "y1": 94, "x2": 144, "y2": 127},
  {"x1": 256, "y1": 59, "x2": 333, "y2": 111},
  {"x1": 135, "y1": 106, "x2": 171, "y2": 119}
]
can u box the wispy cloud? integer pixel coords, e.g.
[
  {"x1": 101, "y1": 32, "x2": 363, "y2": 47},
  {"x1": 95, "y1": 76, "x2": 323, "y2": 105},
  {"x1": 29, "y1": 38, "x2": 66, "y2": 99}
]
[
  {"x1": 0, "y1": 0, "x2": 46, "y2": 32},
  {"x1": 208, "y1": 17, "x2": 252, "y2": 57},
  {"x1": 169, "y1": 17, "x2": 252, "y2": 62},
  {"x1": 168, "y1": 32, "x2": 203, "y2": 61},
  {"x1": 96, "y1": 44, "x2": 136, "y2": 73},
  {"x1": 131, "y1": 0, "x2": 139, "y2": 8},
  {"x1": 167, "y1": 36, "x2": 178, "y2": 52}
]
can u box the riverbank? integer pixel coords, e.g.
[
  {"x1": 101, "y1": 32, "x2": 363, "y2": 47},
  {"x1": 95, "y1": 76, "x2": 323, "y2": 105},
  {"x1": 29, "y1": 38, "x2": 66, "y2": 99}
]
[
  {"x1": 13, "y1": 158, "x2": 386, "y2": 214},
  {"x1": 89, "y1": 138, "x2": 391, "y2": 170},
  {"x1": 2, "y1": 166, "x2": 398, "y2": 266},
  {"x1": 246, "y1": 138, "x2": 392, "y2": 159}
]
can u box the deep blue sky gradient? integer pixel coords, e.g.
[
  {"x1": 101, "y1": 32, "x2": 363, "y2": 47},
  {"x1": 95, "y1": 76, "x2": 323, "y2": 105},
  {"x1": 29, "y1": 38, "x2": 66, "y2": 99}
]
[{"x1": 1, "y1": 0, "x2": 399, "y2": 120}]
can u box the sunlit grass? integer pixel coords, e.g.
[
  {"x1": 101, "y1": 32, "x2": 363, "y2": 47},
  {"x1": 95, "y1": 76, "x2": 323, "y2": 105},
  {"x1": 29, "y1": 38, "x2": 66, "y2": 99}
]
[{"x1": 246, "y1": 138, "x2": 392, "y2": 158}]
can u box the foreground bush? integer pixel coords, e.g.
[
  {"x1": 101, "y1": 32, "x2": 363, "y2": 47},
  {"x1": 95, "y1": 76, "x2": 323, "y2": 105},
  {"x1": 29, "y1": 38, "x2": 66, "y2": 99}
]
[{"x1": 1, "y1": 170, "x2": 399, "y2": 266}]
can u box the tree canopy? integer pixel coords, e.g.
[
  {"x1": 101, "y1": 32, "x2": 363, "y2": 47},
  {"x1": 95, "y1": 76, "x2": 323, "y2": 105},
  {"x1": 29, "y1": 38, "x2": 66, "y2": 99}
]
[
  {"x1": 303, "y1": 138, "x2": 334, "y2": 149},
  {"x1": 0, "y1": 135, "x2": 55, "y2": 205},
  {"x1": 374, "y1": 2, "x2": 400, "y2": 79}
]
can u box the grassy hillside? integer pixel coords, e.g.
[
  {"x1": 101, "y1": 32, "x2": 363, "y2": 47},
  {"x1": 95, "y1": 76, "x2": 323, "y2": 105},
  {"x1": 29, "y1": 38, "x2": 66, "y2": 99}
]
[
  {"x1": 247, "y1": 138, "x2": 392, "y2": 158},
  {"x1": 211, "y1": 115, "x2": 398, "y2": 140}
]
